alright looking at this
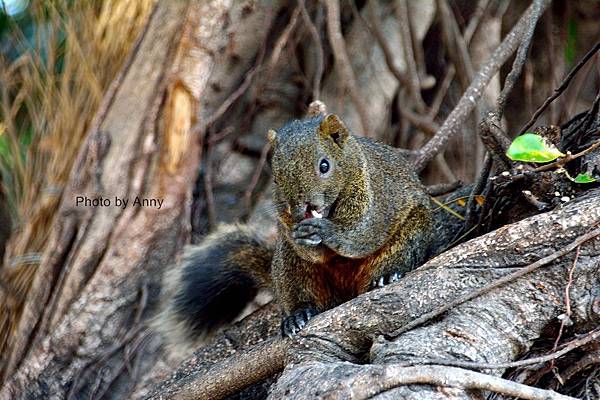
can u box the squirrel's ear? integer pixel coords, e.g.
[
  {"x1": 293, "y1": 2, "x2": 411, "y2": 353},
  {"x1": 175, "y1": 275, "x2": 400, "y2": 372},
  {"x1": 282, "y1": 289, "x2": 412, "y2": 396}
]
[
  {"x1": 267, "y1": 129, "x2": 278, "y2": 147},
  {"x1": 319, "y1": 114, "x2": 349, "y2": 147}
]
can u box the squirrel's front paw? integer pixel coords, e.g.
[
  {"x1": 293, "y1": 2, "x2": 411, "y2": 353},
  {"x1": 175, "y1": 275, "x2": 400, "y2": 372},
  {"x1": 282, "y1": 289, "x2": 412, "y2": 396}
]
[
  {"x1": 370, "y1": 271, "x2": 401, "y2": 289},
  {"x1": 292, "y1": 218, "x2": 334, "y2": 247},
  {"x1": 281, "y1": 307, "x2": 319, "y2": 338}
]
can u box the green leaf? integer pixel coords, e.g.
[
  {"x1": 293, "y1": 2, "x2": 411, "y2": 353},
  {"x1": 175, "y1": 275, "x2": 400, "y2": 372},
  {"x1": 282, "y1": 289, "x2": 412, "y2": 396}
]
[
  {"x1": 506, "y1": 133, "x2": 565, "y2": 163},
  {"x1": 572, "y1": 173, "x2": 596, "y2": 184}
]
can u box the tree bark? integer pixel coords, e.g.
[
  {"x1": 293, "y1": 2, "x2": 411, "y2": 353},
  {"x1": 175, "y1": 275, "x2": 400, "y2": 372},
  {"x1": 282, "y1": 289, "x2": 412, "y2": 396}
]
[
  {"x1": 0, "y1": 1, "x2": 283, "y2": 398},
  {"x1": 2, "y1": 1, "x2": 599, "y2": 399},
  {"x1": 270, "y1": 189, "x2": 600, "y2": 399},
  {"x1": 149, "y1": 187, "x2": 600, "y2": 399}
]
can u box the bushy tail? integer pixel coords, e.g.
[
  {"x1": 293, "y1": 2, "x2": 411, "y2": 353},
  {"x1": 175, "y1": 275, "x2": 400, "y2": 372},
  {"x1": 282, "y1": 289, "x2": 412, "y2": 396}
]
[{"x1": 153, "y1": 224, "x2": 273, "y2": 356}]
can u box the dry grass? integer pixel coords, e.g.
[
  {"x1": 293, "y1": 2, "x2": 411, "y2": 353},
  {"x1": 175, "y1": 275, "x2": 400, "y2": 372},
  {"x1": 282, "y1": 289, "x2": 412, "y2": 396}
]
[{"x1": 0, "y1": 0, "x2": 154, "y2": 373}]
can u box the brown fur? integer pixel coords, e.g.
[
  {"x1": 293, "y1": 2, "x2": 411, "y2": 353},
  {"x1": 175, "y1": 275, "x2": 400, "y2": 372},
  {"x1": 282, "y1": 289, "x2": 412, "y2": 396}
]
[
  {"x1": 269, "y1": 113, "x2": 435, "y2": 326},
  {"x1": 309, "y1": 252, "x2": 373, "y2": 310},
  {"x1": 156, "y1": 112, "x2": 435, "y2": 345}
]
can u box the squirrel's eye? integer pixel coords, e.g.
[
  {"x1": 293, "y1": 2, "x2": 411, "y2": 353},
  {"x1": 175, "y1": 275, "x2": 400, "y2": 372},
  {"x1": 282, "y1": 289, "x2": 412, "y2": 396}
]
[{"x1": 319, "y1": 159, "x2": 330, "y2": 174}]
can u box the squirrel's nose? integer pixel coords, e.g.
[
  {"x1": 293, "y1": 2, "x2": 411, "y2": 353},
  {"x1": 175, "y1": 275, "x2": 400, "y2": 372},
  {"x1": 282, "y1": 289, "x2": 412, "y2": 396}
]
[{"x1": 310, "y1": 193, "x2": 325, "y2": 210}]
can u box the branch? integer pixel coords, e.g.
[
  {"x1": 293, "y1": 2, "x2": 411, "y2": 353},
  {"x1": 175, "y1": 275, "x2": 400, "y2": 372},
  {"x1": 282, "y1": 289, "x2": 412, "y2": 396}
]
[
  {"x1": 394, "y1": 327, "x2": 600, "y2": 371},
  {"x1": 299, "y1": 0, "x2": 324, "y2": 100},
  {"x1": 153, "y1": 188, "x2": 600, "y2": 399},
  {"x1": 394, "y1": 0, "x2": 427, "y2": 112},
  {"x1": 351, "y1": 365, "x2": 576, "y2": 400},
  {"x1": 325, "y1": 0, "x2": 372, "y2": 136},
  {"x1": 266, "y1": 7, "x2": 301, "y2": 73},
  {"x1": 425, "y1": 181, "x2": 462, "y2": 197},
  {"x1": 496, "y1": 0, "x2": 547, "y2": 119},
  {"x1": 388, "y1": 223, "x2": 600, "y2": 338},
  {"x1": 519, "y1": 42, "x2": 600, "y2": 136},
  {"x1": 437, "y1": 0, "x2": 474, "y2": 90},
  {"x1": 364, "y1": 2, "x2": 412, "y2": 92},
  {"x1": 415, "y1": 0, "x2": 552, "y2": 172},
  {"x1": 463, "y1": 0, "x2": 490, "y2": 44},
  {"x1": 475, "y1": 0, "x2": 547, "y2": 168},
  {"x1": 161, "y1": 338, "x2": 288, "y2": 400},
  {"x1": 190, "y1": 42, "x2": 266, "y2": 137}
]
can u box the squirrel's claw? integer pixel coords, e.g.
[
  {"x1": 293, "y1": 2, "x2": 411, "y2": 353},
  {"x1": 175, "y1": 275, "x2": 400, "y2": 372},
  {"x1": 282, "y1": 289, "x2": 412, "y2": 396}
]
[
  {"x1": 388, "y1": 272, "x2": 400, "y2": 283},
  {"x1": 294, "y1": 234, "x2": 322, "y2": 246},
  {"x1": 281, "y1": 307, "x2": 319, "y2": 338},
  {"x1": 293, "y1": 218, "x2": 325, "y2": 234},
  {"x1": 292, "y1": 218, "x2": 334, "y2": 247},
  {"x1": 370, "y1": 271, "x2": 401, "y2": 289}
]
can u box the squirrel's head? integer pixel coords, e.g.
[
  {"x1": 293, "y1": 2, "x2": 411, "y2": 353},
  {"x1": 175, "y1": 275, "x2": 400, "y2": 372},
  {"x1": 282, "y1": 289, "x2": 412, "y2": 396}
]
[{"x1": 269, "y1": 114, "x2": 358, "y2": 223}]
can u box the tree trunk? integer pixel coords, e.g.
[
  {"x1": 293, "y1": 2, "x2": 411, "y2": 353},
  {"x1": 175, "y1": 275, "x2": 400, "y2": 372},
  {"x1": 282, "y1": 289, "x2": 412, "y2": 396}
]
[
  {"x1": 1, "y1": 0, "x2": 599, "y2": 399},
  {"x1": 0, "y1": 1, "x2": 283, "y2": 398}
]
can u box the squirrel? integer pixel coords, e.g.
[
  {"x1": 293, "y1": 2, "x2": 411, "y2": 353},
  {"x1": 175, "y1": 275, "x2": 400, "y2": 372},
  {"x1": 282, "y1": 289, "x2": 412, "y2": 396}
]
[{"x1": 154, "y1": 109, "x2": 434, "y2": 354}]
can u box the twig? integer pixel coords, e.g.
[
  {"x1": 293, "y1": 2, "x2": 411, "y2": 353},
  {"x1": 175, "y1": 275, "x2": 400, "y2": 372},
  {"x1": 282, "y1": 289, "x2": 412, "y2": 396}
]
[
  {"x1": 561, "y1": 350, "x2": 600, "y2": 383},
  {"x1": 425, "y1": 181, "x2": 462, "y2": 197},
  {"x1": 363, "y1": 2, "x2": 412, "y2": 92},
  {"x1": 437, "y1": 0, "x2": 474, "y2": 91},
  {"x1": 414, "y1": 0, "x2": 552, "y2": 172},
  {"x1": 244, "y1": 142, "x2": 271, "y2": 217},
  {"x1": 358, "y1": 365, "x2": 576, "y2": 400},
  {"x1": 299, "y1": 0, "x2": 324, "y2": 100},
  {"x1": 427, "y1": 65, "x2": 455, "y2": 120},
  {"x1": 388, "y1": 223, "x2": 600, "y2": 338},
  {"x1": 399, "y1": 106, "x2": 439, "y2": 136},
  {"x1": 396, "y1": 327, "x2": 600, "y2": 371},
  {"x1": 190, "y1": 42, "x2": 267, "y2": 137},
  {"x1": 266, "y1": 6, "x2": 301, "y2": 74},
  {"x1": 550, "y1": 245, "x2": 580, "y2": 369},
  {"x1": 496, "y1": 0, "x2": 547, "y2": 119},
  {"x1": 539, "y1": 136, "x2": 600, "y2": 173},
  {"x1": 430, "y1": 197, "x2": 465, "y2": 221},
  {"x1": 171, "y1": 337, "x2": 288, "y2": 400},
  {"x1": 460, "y1": 152, "x2": 492, "y2": 236},
  {"x1": 463, "y1": 0, "x2": 490, "y2": 44},
  {"x1": 325, "y1": 0, "x2": 372, "y2": 136},
  {"x1": 519, "y1": 42, "x2": 600, "y2": 136},
  {"x1": 203, "y1": 140, "x2": 217, "y2": 230},
  {"x1": 394, "y1": 0, "x2": 427, "y2": 112}
]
